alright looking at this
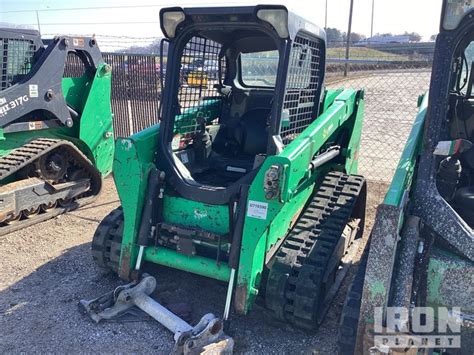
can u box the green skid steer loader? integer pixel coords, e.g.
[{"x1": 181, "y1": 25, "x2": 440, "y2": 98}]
[
  {"x1": 83, "y1": 5, "x2": 367, "y2": 352},
  {"x1": 0, "y1": 29, "x2": 114, "y2": 235},
  {"x1": 338, "y1": 1, "x2": 474, "y2": 354}
]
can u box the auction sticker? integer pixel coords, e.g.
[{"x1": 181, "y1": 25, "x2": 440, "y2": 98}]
[
  {"x1": 29, "y1": 84, "x2": 38, "y2": 98},
  {"x1": 73, "y1": 38, "x2": 85, "y2": 47},
  {"x1": 247, "y1": 200, "x2": 268, "y2": 220}
]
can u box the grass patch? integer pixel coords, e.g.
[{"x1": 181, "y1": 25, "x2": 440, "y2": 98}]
[{"x1": 327, "y1": 47, "x2": 410, "y2": 61}]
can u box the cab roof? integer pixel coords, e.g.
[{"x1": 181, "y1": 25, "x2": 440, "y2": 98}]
[{"x1": 160, "y1": 5, "x2": 326, "y2": 42}]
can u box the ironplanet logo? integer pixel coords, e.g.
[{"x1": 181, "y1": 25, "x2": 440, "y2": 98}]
[{"x1": 373, "y1": 307, "x2": 463, "y2": 351}]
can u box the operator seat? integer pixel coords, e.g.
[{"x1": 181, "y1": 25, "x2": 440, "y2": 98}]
[{"x1": 211, "y1": 108, "x2": 270, "y2": 173}]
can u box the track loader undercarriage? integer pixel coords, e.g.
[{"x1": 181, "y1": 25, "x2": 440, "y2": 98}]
[
  {"x1": 0, "y1": 29, "x2": 114, "y2": 235},
  {"x1": 0, "y1": 138, "x2": 102, "y2": 235},
  {"x1": 83, "y1": 5, "x2": 367, "y2": 352}
]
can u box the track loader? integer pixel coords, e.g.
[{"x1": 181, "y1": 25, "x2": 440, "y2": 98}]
[
  {"x1": 339, "y1": 1, "x2": 474, "y2": 353},
  {"x1": 0, "y1": 29, "x2": 114, "y2": 235},
  {"x1": 85, "y1": 5, "x2": 367, "y2": 351}
]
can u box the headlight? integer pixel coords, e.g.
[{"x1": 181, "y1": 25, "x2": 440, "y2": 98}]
[{"x1": 264, "y1": 165, "x2": 282, "y2": 200}]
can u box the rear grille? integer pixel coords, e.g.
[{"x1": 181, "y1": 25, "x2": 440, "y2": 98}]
[
  {"x1": 0, "y1": 38, "x2": 37, "y2": 91},
  {"x1": 280, "y1": 34, "x2": 324, "y2": 144}
]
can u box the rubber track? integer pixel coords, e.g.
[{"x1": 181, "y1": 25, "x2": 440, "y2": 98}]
[
  {"x1": 0, "y1": 138, "x2": 102, "y2": 235},
  {"x1": 265, "y1": 171, "x2": 365, "y2": 330},
  {"x1": 0, "y1": 138, "x2": 63, "y2": 180},
  {"x1": 337, "y1": 244, "x2": 369, "y2": 355},
  {"x1": 91, "y1": 207, "x2": 123, "y2": 274}
]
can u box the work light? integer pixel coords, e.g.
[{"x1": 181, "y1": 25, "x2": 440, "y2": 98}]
[
  {"x1": 256, "y1": 8, "x2": 289, "y2": 38},
  {"x1": 161, "y1": 9, "x2": 185, "y2": 38}
]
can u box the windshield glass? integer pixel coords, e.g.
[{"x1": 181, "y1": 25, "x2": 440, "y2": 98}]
[
  {"x1": 454, "y1": 41, "x2": 474, "y2": 96},
  {"x1": 464, "y1": 41, "x2": 474, "y2": 96},
  {"x1": 241, "y1": 50, "x2": 279, "y2": 87},
  {"x1": 444, "y1": 0, "x2": 473, "y2": 30}
]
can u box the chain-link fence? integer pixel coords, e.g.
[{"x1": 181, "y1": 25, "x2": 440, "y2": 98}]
[
  {"x1": 326, "y1": 60, "x2": 432, "y2": 183},
  {"x1": 98, "y1": 48, "x2": 433, "y2": 197}
]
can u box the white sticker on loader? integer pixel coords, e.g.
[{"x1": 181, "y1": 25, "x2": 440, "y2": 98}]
[
  {"x1": 247, "y1": 200, "x2": 268, "y2": 220},
  {"x1": 29, "y1": 84, "x2": 38, "y2": 98}
]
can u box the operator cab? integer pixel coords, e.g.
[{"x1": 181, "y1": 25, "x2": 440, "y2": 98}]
[
  {"x1": 157, "y1": 6, "x2": 325, "y2": 204},
  {"x1": 436, "y1": 2, "x2": 474, "y2": 226},
  {"x1": 172, "y1": 32, "x2": 278, "y2": 187}
]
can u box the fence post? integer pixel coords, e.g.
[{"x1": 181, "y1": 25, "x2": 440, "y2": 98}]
[
  {"x1": 371, "y1": 0, "x2": 375, "y2": 38},
  {"x1": 344, "y1": 0, "x2": 355, "y2": 77},
  {"x1": 36, "y1": 10, "x2": 41, "y2": 35}
]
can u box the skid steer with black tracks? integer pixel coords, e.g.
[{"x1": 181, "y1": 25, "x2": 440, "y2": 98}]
[
  {"x1": 0, "y1": 28, "x2": 114, "y2": 235},
  {"x1": 86, "y1": 5, "x2": 367, "y2": 349},
  {"x1": 338, "y1": 1, "x2": 474, "y2": 354}
]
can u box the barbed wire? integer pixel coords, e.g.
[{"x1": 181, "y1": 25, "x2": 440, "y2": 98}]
[
  {"x1": 16, "y1": 21, "x2": 160, "y2": 26},
  {"x1": 0, "y1": 3, "x2": 221, "y2": 14},
  {"x1": 43, "y1": 34, "x2": 160, "y2": 40}
]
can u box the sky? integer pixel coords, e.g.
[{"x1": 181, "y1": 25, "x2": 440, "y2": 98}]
[{"x1": 0, "y1": 0, "x2": 444, "y2": 50}]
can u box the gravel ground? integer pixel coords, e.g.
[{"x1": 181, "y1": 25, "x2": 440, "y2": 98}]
[
  {"x1": 0, "y1": 177, "x2": 385, "y2": 353},
  {"x1": 0, "y1": 69, "x2": 420, "y2": 353}
]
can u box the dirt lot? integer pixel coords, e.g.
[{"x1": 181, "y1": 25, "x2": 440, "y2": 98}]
[
  {"x1": 0, "y1": 177, "x2": 386, "y2": 353},
  {"x1": 0, "y1": 68, "x2": 426, "y2": 353}
]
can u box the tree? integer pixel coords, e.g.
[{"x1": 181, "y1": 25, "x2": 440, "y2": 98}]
[
  {"x1": 349, "y1": 32, "x2": 366, "y2": 43},
  {"x1": 123, "y1": 38, "x2": 167, "y2": 55},
  {"x1": 404, "y1": 31, "x2": 422, "y2": 42},
  {"x1": 326, "y1": 28, "x2": 344, "y2": 46}
]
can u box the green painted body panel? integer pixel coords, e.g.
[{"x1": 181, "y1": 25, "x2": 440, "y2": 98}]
[
  {"x1": 236, "y1": 182, "x2": 316, "y2": 308},
  {"x1": 321, "y1": 88, "x2": 344, "y2": 112},
  {"x1": 163, "y1": 196, "x2": 229, "y2": 235},
  {"x1": 144, "y1": 246, "x2": 231, "y2": 282},
  {"x1": 113, "y1": 89, "x2": 365, "y2": 312},
  {"x1": 113, "y1": 123, "x2": 161, "y2": 279},
  {"x1": 283, "y1": 90, "x2": 357, "y2": 202},
  {"x1": 78, "y1": 64, "x2": 115, "y2": 176},
  {"x1": 426, "y1": 247, "x2": 474, "y2": 311},
  {"x1": 384, "y1": 94, "x2": 428, "y2": 208},
  {"x1": 0, "y1": 63, "x2": 114, "y2": 177},
  {"x1": 62, "y1": 76, "x2": 91, "y2": 111}
]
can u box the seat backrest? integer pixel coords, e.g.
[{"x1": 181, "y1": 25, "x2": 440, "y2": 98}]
[
  {"x1": 240, "y1": 108, "x2": 270, "y2": 156},
  {"x1": 212, "y1": 118, "x2": 244, "y2": 156},
  {"x1": 212, "y1": 108, "x2": 269, "y2": 157}
]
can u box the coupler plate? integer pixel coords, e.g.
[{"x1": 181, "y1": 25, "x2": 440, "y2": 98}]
[{"x1": 79, "y1": 274, "x2": 233, "y2": 354}]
